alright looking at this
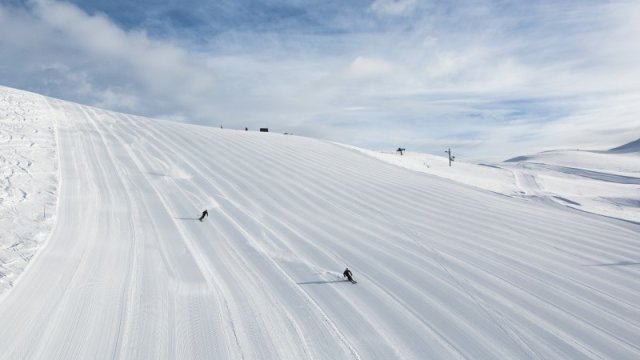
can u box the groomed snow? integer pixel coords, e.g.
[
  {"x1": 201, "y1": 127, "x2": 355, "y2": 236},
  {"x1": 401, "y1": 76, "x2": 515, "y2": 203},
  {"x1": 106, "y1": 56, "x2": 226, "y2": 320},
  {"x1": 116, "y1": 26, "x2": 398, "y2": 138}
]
[
  {"x1": 1, "y1": 86, "x2": 639, "y2": 359},
  {"x1": 352, "y1": 146, "x2": 640, "y2": 223}
]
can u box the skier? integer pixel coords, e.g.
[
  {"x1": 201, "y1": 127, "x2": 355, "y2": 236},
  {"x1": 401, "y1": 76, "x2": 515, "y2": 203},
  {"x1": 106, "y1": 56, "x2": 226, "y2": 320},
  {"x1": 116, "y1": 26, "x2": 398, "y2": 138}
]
[
  {"x1": 199, "y1": 209, "x2": 208, "y2": 221},
  {"x1": 343, "y1": 267, "x2": 354, "y2": 282}
]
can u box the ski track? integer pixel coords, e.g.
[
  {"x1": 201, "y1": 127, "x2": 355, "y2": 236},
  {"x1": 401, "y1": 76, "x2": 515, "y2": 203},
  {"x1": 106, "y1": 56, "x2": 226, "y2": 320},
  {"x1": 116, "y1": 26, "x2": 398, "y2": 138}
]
[
  {"x1": 0, "y1": 88, "x2": 639, "y2": 359},
  {"x1": 118, "y1": 111, "x2": 358, "y2": 360},
  {"x1": 525, "y1": 162, "x2": 640, "y2": 185}
]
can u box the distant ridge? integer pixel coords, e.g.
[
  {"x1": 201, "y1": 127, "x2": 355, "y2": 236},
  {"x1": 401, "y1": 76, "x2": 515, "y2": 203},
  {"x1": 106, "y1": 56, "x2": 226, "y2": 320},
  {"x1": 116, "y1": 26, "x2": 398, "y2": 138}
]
[
  {"x1": 504, "y1": 138, "x2": 640, "y2": 161},
  {"x1": 504, "y1": 155, "x2": 531, "y2": 162},
  {"x1": 609, "y1": 138, "x2": 640, "y2": 153}
]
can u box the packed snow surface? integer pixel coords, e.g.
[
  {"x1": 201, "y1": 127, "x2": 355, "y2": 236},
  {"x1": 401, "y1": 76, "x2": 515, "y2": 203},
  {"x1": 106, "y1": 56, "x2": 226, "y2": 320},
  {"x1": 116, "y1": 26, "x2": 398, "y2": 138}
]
[
  {"x1": 354, "y1": 145, "x2": 640, "y2": 223},
  {"x1": 1, "y1": 86, "x2": 639, "y2": 359}
]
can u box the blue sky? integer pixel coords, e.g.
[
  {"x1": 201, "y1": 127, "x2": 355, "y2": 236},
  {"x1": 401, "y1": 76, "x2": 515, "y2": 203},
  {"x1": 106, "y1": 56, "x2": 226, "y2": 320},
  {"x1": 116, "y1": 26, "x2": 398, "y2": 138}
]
[{"x1": 1, "y1": 0, "x2": 639, "y2": 160}]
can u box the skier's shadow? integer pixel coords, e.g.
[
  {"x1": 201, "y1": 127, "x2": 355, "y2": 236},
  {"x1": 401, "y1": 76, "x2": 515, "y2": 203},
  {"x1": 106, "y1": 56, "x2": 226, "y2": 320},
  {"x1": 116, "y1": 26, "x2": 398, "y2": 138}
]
[
  {"x1": 297, "y1": 280, "x2": 349, "y2": 285},
  {"x1": 175, "y1": 217, "x2": 200, "y2": 221},
  {"x1": 586, "y1": 261, "x2": 640, "y2": 267}
]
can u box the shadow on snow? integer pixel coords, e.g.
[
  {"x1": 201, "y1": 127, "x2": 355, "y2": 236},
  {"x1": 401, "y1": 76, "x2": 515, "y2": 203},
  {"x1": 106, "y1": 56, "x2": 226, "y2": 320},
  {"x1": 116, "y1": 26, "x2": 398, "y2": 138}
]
[
  {"x1": 586, "y1": 261, "x2": 640, "y2": 267},
  {"x1": 297, "y1": 280, "x2": 349, "y2": 285}
]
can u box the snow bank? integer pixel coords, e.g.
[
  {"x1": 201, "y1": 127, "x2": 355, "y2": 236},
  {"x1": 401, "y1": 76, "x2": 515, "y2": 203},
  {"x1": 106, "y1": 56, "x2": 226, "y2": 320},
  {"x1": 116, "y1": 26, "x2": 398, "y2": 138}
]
[{"x1": 0, "y1": 87, "x2": 58, "y2": 293}]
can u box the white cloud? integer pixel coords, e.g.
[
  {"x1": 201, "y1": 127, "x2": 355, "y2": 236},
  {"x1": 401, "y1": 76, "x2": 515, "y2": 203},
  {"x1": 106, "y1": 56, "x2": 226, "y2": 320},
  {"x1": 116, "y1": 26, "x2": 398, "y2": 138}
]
[
  {"x1": 0, "y1": 0, "x2": 639, "y2": 160},
  {"x1": 344, "y1": 56, "x2": 394, "y2": 78},
  {"x1": 1, "y1": 0, "x2": 216, "y2": 120},
  {"x1": 369, "y1": 0, "x2": 418, "y2": 16},
  {"x1": 425, "y1": 52, "x2": 465, "y2": 78}
]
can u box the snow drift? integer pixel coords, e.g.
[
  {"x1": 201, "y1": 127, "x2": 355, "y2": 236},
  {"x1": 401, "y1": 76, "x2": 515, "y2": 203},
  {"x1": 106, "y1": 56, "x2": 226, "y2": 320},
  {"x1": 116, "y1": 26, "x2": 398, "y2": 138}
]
[{"x1": 1, "y1": 86, "x2": 639, "y2": 359}]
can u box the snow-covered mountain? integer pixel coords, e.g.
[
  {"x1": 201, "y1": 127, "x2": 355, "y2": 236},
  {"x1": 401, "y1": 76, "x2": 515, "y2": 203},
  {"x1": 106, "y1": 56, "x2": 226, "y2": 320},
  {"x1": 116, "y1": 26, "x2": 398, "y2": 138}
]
[
  {"x1": 609, "y1": 138, "x2": 640, "y2": 153},
  {"x1": 353, "y1": 142, "x2": 640, "y2": 223},
  {"x1": 1, "y1": 86, "x2": 639, "y2": 359}
]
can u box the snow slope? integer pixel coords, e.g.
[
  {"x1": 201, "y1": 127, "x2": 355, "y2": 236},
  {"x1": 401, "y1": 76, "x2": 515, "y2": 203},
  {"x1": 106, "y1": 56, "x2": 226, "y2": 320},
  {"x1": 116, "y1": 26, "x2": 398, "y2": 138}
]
[
  {"x1": 610, "y1": 138, "x2": 640, "y2": 153},
  {"x1": 353, "y1": 146, "x2": 640, "y2": 223},
  {"x1": 1, "y1": 86, "x2": 640, "y2": 359},
  {"x1": 0, "y1": 88, "x2": 58, "y2": 292}
]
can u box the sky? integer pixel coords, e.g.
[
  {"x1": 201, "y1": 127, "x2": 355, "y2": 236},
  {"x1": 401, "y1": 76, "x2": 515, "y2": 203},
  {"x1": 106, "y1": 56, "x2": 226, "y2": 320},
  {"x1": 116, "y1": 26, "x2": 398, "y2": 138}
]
[{"x1": 1, "y1": 0, "x2": 639, "y2": 161}]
